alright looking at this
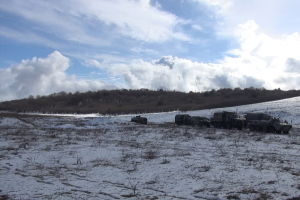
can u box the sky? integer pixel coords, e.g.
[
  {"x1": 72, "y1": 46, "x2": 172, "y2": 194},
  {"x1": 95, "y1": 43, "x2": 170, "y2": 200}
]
[{"x1": 1, "y1": 0, "x2": 300, "y2": 102}]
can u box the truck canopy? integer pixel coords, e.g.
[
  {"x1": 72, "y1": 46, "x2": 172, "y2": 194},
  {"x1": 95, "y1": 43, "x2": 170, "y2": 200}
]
[
  {"x1": 245, "y1": 113, "x2": 272, "y2": 121},
  {"x1": 212, "y1": 111, "x2": 236, "y2": 120}
]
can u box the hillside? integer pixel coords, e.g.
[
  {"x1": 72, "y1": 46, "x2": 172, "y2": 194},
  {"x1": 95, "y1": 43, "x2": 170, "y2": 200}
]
[
  {"x1": 1, "y1": 88, "x2": 300, "y2": 114},
  {"x1": 0, "y1": 97, "x2": 300, "y2": 199}
]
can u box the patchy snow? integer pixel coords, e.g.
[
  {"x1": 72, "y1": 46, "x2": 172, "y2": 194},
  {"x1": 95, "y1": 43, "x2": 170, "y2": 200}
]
[
  {"x1": 0, "y1": 97, "x2": 300, "y2": 199},
  {"x1": 0, "y1": 117, "x2": 34, "y2": 128}
]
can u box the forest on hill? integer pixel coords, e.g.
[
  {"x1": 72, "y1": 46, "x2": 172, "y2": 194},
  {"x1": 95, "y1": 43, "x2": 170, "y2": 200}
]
[{"x1": 0, "y1": 87, "x2": 300, "y2": 115}]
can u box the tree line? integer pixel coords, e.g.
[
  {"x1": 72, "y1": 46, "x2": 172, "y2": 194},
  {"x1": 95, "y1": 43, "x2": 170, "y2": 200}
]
[{"x1": 0, "y1": 87, "x2": 299, "y2": 115}]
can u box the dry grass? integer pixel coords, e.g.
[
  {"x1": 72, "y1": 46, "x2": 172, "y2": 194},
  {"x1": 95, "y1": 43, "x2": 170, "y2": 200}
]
[{"x1": 1, "y1": 115, "x2": 300, "y2": 199}]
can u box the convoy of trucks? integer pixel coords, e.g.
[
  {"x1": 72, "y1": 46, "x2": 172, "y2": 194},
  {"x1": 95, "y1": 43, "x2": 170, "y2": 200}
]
[{"x1": 132, "y1": 111, "x2": 292, "y2": 134}]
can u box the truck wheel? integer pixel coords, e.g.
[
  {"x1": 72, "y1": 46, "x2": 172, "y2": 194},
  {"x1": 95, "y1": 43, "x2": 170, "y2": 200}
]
[
  {"x1": 238, "y1": 126, "x2": 242, "y2": 130},
  {"x1": 255, "y1": 126, "x2": 261, "y2": 132},
  {"x1": 283, "y1": 131, "x2": 289, "y2": 134},
  {"x1": 227, "y1": 124, "x2": 231, "y2": 129},
  {"x1": 267, "y1": 126, "x2": 276, "y2": 133},
  {"x1": 249, "y1": 125, "x2": 254, "y2": 132},
  {"x1": 263, "y1": 126, "x2": 267, "y2": 133},
  {"x1": 191, "y1": 121, "x2": 195, "y2": 126}
]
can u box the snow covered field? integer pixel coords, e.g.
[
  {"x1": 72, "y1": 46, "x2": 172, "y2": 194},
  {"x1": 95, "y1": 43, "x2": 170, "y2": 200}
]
[{"x1": 1, "y1": 97, "x2": 300, "y2": 199}]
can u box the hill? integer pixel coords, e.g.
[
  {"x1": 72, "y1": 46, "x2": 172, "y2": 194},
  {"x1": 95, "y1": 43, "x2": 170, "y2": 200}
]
[
  {"x1": 1, "y1": 87, "x2": 300, "y2": 114},
  {"x1": 0, "y1": 96, "x2": 300, "y2": 199}
]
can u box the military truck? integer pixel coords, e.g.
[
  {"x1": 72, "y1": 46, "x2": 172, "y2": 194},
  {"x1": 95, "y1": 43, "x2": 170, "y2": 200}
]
[
  {"x1": 210, "y1": 111, "x2": 245, "y2": 130},
  {"x1": 190, "y1": 116, "x2": 210, "y2": 127},
  {"x1": 131, "y1": 115, "x2": 147, "y2": 124},
  {"x1": 245, "y1": 112, "x2": 292, "y2": 134},
  {"x1": 175, "y1": 114, "x2": 191, "y2": 125}
]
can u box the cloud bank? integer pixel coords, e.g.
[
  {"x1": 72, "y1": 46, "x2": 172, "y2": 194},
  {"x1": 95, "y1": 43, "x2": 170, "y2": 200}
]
[
  {"x1": 85, "y1": 20, "x2": 300, "y2": 93},
  {"x1": 0, "y1": 0, "x2": 189, "y2": 45},
  {"x1": 2, "y1": 19, "x2": 300, "y2": 102},
  {"x1": 88, "y1": 55, "x2": 264, "y2": 93},
  {"x1": 0, "y1": 51, "x2": 114, "y2": 102}
]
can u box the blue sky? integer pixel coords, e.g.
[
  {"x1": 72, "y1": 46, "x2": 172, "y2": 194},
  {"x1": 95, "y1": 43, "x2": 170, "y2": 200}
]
[{"x1": 1, "y1": 0, "x2": 300, "y2": 101}]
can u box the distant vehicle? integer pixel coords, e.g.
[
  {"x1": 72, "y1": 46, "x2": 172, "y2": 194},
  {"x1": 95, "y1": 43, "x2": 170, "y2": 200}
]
[
  {"x1": 131, "y1": 115, "x2": 147, "y2": 124},
  {"x1": 245, "y1": 112, "x2": 292, "y2": 134},
  {"x1": 190, "y1": 116, "x2": 210, "y2": 127},
  {"x1": 175, "y1": 114, "x2": 191, "y2": 125},
  {"x1": 210, "y1": 111, "x2": 245, "y2": 130}
]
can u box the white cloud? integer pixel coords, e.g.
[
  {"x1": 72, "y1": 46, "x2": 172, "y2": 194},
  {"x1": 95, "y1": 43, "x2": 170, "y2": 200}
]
[
  {"x1": 286, "y1": 58, "x2": 300, "y2": 73},
  {"x1": 193, "y1": 0, "x2": 233, "y2": 13},
  {"x1": 0, "y1": 26, "x2": 62, "y2": 49},
  {"x1": 211, "y1": 0, "x2": 300, "y2": 37},
  {"x1": 0, "y1": 51, "x2": 114, "y2": 102},
  {"x1": 191, "y1": 24, "x2": 203, "y2": 31},
  {"x1": 130, "y1": 47, "x2": 159, "y2": 55},
  {"x1": 222, "y1": 20, "x2": 300, "y2": 90},
  {"x1": 3, "y1": 22, "x2": 300, "y2": 103},
  {"x1": 0, "y1": 0, "x2": 190, "y2": 45},
  {"x1": 0, "y1": 0, "x2": 109, "y2": 46},
  {"x1": 84, "y1": 19, "x2": 300, "y2": 92},
  {"x1": 71, "y1": 0, "x2": 190, "y2": 42},
  {"x1": 87, "y1": 55, "x2": 263, "y2": 92}
]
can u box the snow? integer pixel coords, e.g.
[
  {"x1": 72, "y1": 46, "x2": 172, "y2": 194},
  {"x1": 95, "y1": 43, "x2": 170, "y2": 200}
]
[
  {"x1": 0, "y1": 117, "x2": 34, "y2": 128},
  {"x1": 0, "y1": 97, "x2": 300, "y2": 199}
]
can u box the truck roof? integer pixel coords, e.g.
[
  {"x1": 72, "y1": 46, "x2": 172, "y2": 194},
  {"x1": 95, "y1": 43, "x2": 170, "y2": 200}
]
[
  {"x1": 245, "y1": 112, "x2": 272, "y2": 120},
  {"x1": 214, "y1": 111, "x2": 236, "y2": 114},
  {"x1": 246, "y1": 112, "x2": 267, "y2": 115}
]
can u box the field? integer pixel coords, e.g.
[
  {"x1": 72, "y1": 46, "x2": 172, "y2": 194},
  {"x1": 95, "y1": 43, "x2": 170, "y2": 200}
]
[{"x1": 1, "y1": 97, "x2": 300, "y2": 200}]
